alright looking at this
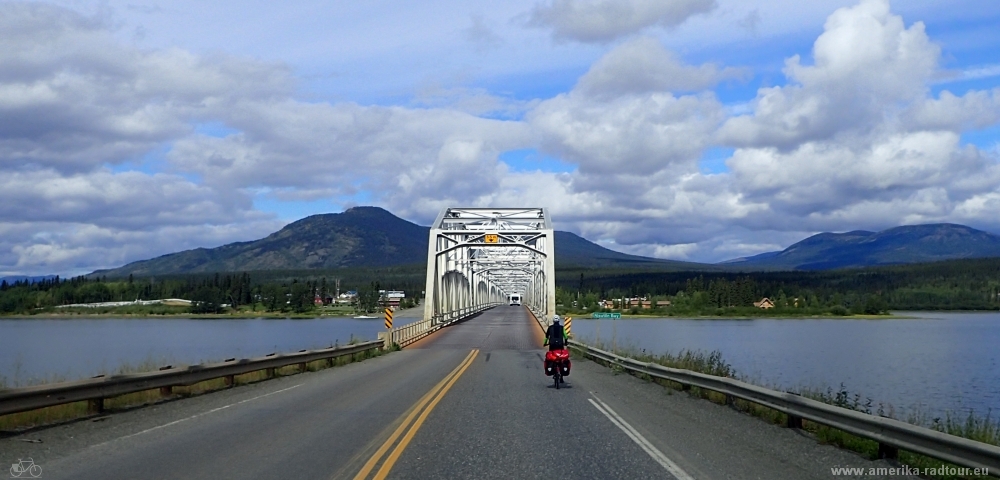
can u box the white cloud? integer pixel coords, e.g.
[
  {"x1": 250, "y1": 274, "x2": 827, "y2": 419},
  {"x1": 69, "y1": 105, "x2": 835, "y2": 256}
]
[
  {"x1": 712, "y1": 0, "x2": 1000, "y2": 239},
  {"x1": 529, "y1": 86, "x2": 723, "y2": 175},
  {"x1": 524, "y1": 0, "x2": 1000, "y2": 261},
  {"x1": 167, "y1": 102, "x2": 531, "y2": 196},
  {"x1": 0, "y1": 220, "x2": 281, "y2": 276},
  {"x1": 4, "y1": 0, "x2": 1000, "y2": 275},
  {"x1": 906, "y1": 88, "x2": 1000, "y2": 131},
  {"x1": 575, "y1": 37, "x2": 746, "y2": 97},
  {"x1": 0, "y1": 3, "x2": 290, "y2": 174},
  {"x1": 718, "y1": 0, "x2": 939, "y2": 149},
  {"x1": 527, "y1": 0, "x2": 717, "y2": 43}
]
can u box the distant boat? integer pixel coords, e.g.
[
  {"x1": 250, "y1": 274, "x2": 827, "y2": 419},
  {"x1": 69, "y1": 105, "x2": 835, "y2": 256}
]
[{"x1": 353, "y1": 315, "x2": 377, "y2": 319}]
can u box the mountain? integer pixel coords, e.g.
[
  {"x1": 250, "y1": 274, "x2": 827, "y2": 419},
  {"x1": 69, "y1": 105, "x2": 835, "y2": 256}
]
[
  {"x1": 92, "y1": 207, "x2": 429, "y2": 277},
  {"x1": 554, "y1": 231, "x2": 707, "y2": 269},
  {"x1": 92, "y1": 207, "x2": 700, "y2": 277},
  {"x1": 721, "y1": 224, "x2": 1000, "y2": 270}
]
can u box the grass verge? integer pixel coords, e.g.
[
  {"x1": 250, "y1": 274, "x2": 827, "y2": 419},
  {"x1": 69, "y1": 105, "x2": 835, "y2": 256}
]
[{"x1": 573, "y1": 341, "x2": 998, "y2": 480}]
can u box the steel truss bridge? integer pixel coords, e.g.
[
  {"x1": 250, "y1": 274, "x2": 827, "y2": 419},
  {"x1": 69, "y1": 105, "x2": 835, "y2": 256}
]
[
  {"x1": 378, "y1": 207, "x2": 555, "y2": 348},
  {"x1": 421, "y1": 207, "x2": 555, "y2": 328}
]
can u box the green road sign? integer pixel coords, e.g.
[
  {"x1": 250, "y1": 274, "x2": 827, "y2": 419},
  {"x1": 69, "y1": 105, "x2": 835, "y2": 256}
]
[{"x1": 591, "y1": 312, "x2": 621, "y2": 319}]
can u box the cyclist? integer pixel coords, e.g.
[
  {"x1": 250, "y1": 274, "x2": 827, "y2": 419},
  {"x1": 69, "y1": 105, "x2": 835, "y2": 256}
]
[{"x1": 543, "y1": 315, "x2": 568, "y2": 351}]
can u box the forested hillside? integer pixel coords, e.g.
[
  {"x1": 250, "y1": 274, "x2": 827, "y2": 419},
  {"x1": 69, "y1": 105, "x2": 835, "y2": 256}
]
[
  {"x1": 559, "y1": 257, "x2": 1000, "y2": 313},
  {"x1": 3, "y1": 257, "x2": 999, "y2": 315}
]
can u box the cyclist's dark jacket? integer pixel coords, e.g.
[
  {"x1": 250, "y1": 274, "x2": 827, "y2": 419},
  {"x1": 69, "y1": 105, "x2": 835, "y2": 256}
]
[{"x1": 544, "y1": 322, "x2": 568, "y2": 350}]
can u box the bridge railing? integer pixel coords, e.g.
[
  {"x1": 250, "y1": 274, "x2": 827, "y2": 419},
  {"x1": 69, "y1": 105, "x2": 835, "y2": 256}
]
[
  {"x1": 385, "y1": 302, "x2": 502, "y2": 348},
  {"x1": 0, "y1": 340, "x2": 384, "y2": 417},
  {"x1": 571, "y1": 341, "x2": 1000, "y2": 476}
]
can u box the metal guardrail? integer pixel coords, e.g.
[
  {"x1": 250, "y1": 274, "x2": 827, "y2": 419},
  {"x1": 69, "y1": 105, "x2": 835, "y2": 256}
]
[
  {"x1": 387, "y1": 303, "x2": 500, "y2": 348},
  {"x1": 0, "y1": 340, "x2": 383, "y2": 417},
  {"x1": 571, "y1": 341, "x2": 1000, "y2": 476}
]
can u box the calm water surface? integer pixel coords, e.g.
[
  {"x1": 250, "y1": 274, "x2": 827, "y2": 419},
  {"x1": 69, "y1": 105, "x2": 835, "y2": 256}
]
[
  {"x1": 3, "y1": 312, "x2": 998, "y2": 417},
  {"x1": 0, "y1": 317, "x2": 386, "y2": 385},
  {"x1": 573, "y1": 311, "x2": 1000, "y2": 417}
]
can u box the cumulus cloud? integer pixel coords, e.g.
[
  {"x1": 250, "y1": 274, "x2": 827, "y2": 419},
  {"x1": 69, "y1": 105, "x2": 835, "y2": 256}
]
[
  {"x1": 0, "y1": 169, "x2": 260, "y2": 229},
  {"x1": 526, "y1": 0, "x2": 716, "y2": 43},
  {"x1": 166, "y1": 102, "x2": 531, "y2": 196},
  {"x1": 5, "y1": 0, "x2": 1000, "y2": 275},
  {"x1": 575, "y1": 37, "x2": 746, "y2": 97},
  {"x1": 716, "y1": 0, "x2": 1000, "y2": 237},
  {"x1": 718, "y1": 0, "x2": 938, "y2": 149},
  {"x1": 527, "y1": 0, "x2": 1000, "y2": 261},
  {"x1": 0, "y1": 3, "x2": 289, "y2": 175},
  {"x1": 528, "y1": 40, "x2": 729, "y2": 177},
  {"x1": 530, "y1": 91, "x2": 722, "y2": 175},
  {"x1": 905, "y1": 88, "x2": 1000, "y2": 131},
  {"x1": 0, "y1": 220, "x2": 281, "y2": 277},
  {"x1": 0, "y1": 2, "x2": 532, "y2": 274}
]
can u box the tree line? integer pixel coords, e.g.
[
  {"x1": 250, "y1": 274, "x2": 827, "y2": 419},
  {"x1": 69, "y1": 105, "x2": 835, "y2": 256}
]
[
  {"x1": 4, "y1": 256, "x2": 1000, "y2": 315},
  {"x1": 0, "y1": 273, "x2": 419, "y2": 315},
  {"x1": 556, "y1": 257, "x2": 1000, "y2": 314}
]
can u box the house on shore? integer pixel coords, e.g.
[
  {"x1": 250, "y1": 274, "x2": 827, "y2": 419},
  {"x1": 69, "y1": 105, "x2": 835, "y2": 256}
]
[{"x1": 753, "y1": 298, "x2": 775, "y2": 309}]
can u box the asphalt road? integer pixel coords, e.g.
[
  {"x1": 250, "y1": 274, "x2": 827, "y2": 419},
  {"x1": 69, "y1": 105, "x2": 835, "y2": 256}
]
[{"x1": 2, "y1": 307, "x2": 916, "y2": 479}]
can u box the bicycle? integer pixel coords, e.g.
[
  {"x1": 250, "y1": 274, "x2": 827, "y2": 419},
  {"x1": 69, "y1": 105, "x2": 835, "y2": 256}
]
[{"x1": 10, "y1": 458, "x2": 42, "y2": 478}]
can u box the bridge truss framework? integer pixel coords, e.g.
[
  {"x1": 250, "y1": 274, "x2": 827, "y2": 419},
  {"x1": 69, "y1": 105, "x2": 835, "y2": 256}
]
[{"x1": 422, "y1": 207, "x2": 556, "y2": 326}]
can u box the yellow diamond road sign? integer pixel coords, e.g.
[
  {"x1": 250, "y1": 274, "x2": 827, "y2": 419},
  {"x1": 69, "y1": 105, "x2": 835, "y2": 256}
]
[
  {"x1": 384, "y1": 308, "x2": 393, "y2": 329},
  {"x1": 484, "y1": 234, "x2": 499, "y2": 244}
]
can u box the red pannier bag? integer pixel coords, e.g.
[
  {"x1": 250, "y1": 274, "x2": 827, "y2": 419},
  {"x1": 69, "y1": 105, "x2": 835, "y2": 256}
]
[{"x1": 544, "y1": 349, "x2": 571, "y2": 377}]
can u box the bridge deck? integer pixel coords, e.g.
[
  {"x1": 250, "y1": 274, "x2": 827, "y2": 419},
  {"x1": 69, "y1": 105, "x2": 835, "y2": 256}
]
[{"x1": 5, "y1": 307, "x2": 915, "y2": 479}]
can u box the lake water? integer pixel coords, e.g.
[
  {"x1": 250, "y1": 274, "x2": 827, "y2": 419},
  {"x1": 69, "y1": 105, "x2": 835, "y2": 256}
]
[
  {"x1": 0, "y1": 317, "x2": 386, "y2": 386},
  {"x1": 3, "y1": 312, "x2": 998, "y2": 418},
  {"x1": 572, "y1": 311, "x2": 1000, "y2": 418}
]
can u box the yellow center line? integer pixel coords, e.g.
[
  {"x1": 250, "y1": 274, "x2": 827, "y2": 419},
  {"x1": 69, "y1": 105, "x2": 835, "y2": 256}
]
[
  {"x1": 350, "y1": 349, "x2": 478, "y2": 480},
  {"x1": 373, "y1": 348, "x2": 479, "y2": 480}
]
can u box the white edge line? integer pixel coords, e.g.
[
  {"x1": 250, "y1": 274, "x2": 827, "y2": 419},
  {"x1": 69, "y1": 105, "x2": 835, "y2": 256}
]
[
  {"x1": 588, "y1": 395, "x2": 695, "y2": 480},
  {"x1": 92, "y1": 383, "x2": 303, "y2": 448}
]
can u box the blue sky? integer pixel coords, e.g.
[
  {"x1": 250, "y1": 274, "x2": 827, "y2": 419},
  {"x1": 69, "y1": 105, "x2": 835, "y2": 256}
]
[{"x1": 2, "y1": 0, "x2": 999, "y2": 275}]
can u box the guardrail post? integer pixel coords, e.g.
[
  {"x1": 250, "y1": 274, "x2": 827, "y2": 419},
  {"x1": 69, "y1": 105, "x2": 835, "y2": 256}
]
[
  {"x1": 298, "y1": 362, "x2": 308, "y2": 373},
  {"x1": 159, "y1": 365, "x2": 173, "y2": 395},
  {"x1": 786, "y1": 414, "x2": 803, "y2": 429},
  {"x1": 266, "y1": 367, "x2": 275, "y2": 378},
  {"x1": 878, "y1": 443, "x2": 899, "y2": 460},
  {"x1": 88, "y1": 398, "x2": 104, "y2": 414},
  {"x1": 224, "y1": 375, "x2": 235, "y2": 387}
]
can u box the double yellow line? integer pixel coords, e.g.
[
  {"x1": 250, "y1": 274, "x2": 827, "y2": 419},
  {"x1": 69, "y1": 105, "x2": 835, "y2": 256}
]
[{"x1": 352, "y1": 349, "x2": 479, "y2": 480}]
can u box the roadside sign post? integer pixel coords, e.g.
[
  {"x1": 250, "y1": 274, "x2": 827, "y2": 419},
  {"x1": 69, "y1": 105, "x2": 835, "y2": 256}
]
[
  {"x1": 564, "y1": 316, "x2": 572, "y2": 337},
  {"x1": 384, "y1": 308, "x2": 394, "y2": 348}
]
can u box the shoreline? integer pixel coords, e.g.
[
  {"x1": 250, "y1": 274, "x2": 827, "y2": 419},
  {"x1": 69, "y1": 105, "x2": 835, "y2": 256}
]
[
  {"x1": 1, "y1": 305, "x2": 426, "y2": 320},
  {"x1": 558, "y1": 311, "x2": 974, "y2": 320},
  {"x1": 566, "y1": 313, "x2": 904, "y2": 320},
  {"x1": 0, "y1": 312, "x2": 368, "y2": 320},
  {"x1": 6, "y1": 308, "x2": 997, "y2": 320}
]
